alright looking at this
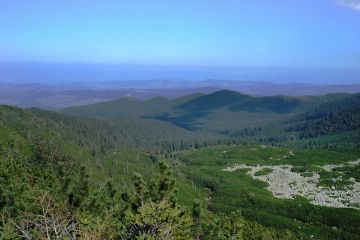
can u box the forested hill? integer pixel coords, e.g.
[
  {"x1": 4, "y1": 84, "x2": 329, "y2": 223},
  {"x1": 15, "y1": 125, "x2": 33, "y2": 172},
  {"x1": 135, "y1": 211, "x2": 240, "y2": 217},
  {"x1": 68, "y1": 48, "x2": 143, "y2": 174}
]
[
  {"x1": 283, "y1": 93, "x2": 360, "y2": 139},
  {"x1": 1, "y1": 94, "x2": 360, "y2": 239},
  {"x1": 0, "y1": 105, "x2": 222, "y2": 153},
  {"x1": 0, "y1": 104, "x2": 306, "y2": 239},
  {"x1": 177, "y1": 90, "x2": 327, "y2": 113},
  {"x1": 61, "y1": 90, "x2": 359, "y2": 145},
  {"x1": 62, "y1": 93, "x2": 203, "y2": 118},
  {"x1": 63, "y1": 90, "x2": 350, "y2": 117}
]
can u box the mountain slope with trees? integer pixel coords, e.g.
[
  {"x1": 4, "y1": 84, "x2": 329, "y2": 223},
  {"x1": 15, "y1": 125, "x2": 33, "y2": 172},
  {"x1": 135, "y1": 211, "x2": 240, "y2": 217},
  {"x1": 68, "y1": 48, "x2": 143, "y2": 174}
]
[
  {"x1": 0, "y1": 105, "x2": 301, "y2": 239},
  {"x1": 62, "y1": 90, "x2": 358, "y2": 145},
  {"x1": 1, "y1": 90, "x2": 360, "y2": 239}
]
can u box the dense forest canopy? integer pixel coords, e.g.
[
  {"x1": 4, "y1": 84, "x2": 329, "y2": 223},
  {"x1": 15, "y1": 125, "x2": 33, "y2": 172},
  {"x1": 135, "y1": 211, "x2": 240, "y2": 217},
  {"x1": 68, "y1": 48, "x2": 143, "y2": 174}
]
[{"x1": 1, "y1": 90, "x2": 360, "y2": 239}]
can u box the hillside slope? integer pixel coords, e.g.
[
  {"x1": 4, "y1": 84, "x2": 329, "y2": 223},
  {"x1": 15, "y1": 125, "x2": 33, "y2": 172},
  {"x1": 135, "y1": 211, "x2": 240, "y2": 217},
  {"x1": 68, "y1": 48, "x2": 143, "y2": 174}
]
[
  {"x1": 284, "y1": 93, "x2": 360, "y2": 139},
  {"x1": 62, "y1": 93, "x2": 203, "y2": 118},
  {"x1": 1, "y1": 99, "x2": 360, "y2": 239},
  {"x1": 61, "y1": 90, "x2": 359, "y2": 145},
  {"x1": 1, "y1": 105, "x2": 220, "y2": 153}
]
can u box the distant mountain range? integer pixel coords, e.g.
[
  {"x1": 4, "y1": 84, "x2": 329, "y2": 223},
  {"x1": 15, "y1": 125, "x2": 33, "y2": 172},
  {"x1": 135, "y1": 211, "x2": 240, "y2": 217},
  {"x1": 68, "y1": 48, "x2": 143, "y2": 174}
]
[{"x1": 1, "y1": 80, "x2": 360, "y2": 109}]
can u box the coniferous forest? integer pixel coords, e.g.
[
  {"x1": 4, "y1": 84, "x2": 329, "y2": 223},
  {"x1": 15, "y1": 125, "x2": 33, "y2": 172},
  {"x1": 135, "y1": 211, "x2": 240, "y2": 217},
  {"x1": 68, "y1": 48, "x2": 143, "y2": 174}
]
[{"x1": 1, "y1": 90, "x2": 360, "y2": 239}]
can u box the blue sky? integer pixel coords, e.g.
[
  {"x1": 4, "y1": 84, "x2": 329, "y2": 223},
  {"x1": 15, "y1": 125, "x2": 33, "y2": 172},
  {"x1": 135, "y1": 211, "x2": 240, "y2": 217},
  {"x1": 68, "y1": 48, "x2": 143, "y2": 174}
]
[{"x1": 0, "y1": 0, "x2": 360, "y2": 83}]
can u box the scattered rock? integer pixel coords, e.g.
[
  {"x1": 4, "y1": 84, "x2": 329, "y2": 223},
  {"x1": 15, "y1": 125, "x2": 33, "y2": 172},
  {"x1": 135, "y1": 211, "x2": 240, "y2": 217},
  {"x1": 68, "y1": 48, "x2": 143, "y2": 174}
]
[{"x1": 224, "y1": 161, "x2": 360, "y2": 209}]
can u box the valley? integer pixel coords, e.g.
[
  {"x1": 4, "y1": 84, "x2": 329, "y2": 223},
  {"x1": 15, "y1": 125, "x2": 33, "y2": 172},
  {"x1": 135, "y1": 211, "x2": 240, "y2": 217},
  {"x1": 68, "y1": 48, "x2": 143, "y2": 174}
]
[{"x1": 1, "y1": 89, "x2": 360, "y2": 239}]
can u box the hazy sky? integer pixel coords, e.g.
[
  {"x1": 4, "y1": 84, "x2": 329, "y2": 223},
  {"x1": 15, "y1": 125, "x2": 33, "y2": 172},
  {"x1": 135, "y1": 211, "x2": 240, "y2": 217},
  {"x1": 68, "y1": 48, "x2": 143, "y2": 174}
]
[{"x1": 0, "y1": 0, "x2": 360, "y2": 73}]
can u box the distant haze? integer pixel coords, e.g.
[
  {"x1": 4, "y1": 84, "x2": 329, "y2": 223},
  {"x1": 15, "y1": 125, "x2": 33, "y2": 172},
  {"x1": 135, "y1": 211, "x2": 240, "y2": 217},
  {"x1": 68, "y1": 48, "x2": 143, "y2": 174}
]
[{"x1": 0, "y1": 63, "x2": 359, "y2": 85}]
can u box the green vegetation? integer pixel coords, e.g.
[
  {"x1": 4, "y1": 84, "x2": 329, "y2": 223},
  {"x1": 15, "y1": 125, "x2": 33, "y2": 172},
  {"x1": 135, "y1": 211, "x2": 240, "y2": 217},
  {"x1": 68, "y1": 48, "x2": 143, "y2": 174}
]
[
  {"x1": 62, "y1": 90, "x2": 360, "y2": 148},
  {"x1": 254, "y1": 168, "x2": 273, "y2": 176},
  {"x1": 0, "y1": 122, "x2": 298, "y2": 239},
  {"x1": 178, "y1": 145, "x2": 360, "y2": 240},
  {"x1": 1, "y1": 90, "x2": 360, "y2": 239}
]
